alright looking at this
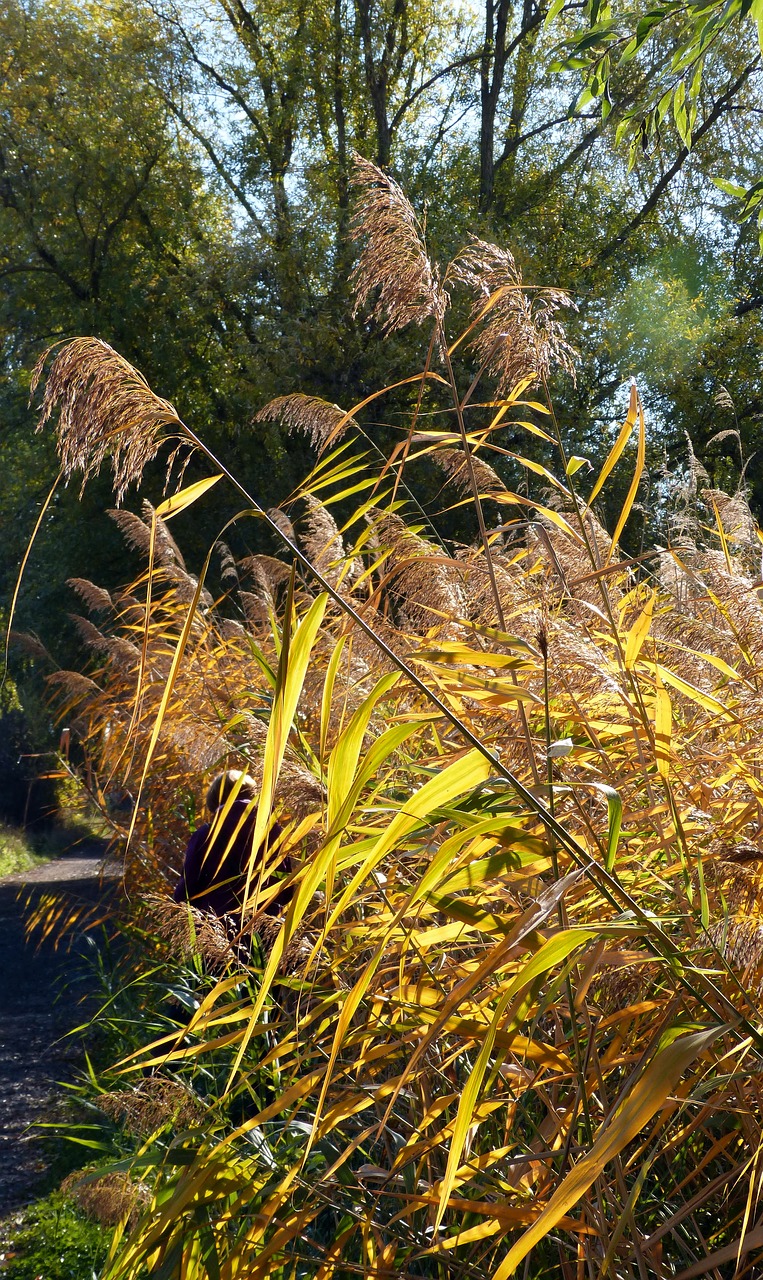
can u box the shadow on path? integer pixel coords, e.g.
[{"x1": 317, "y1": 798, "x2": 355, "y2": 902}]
[{"x1": 0, "y1": 842, "x2": 121, "y2": 1217}]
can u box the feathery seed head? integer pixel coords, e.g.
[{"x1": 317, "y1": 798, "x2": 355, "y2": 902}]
[
  {"x1": 32, "y1": 338, "x2": 184, "y2": 503},
  {"x1": 431, "y1": 447, "x2": 507, "y2": 499},
  {"x1": 63, "y1": 1171, "x2": 149, "y2": 1228},
  {"x1": 350, "y1": 155, "x2": 447, "y2": 336},
  {"x1": 256, "y1": 394, "x2": 352, "y2": 451},
  {"x1": 98, "y1": 1078, "x2": 203, "y2": 1137},
  {"x1": 67, "y1": 578, "x2": 113, "y2": 614},
  {"x1": 301, "y1": 494, "x2": 345, "y2": 587},
  {"x1": 449, "y1": 238, "x2": 577, "y2": 392},
  {"x1": 267, "y1": 507, "x2": 296, "y2": 544}
]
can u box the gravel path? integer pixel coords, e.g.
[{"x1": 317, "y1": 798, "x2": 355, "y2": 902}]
[{"x1": 0, "y1": 843, "x2": 121, "y2": 1217}]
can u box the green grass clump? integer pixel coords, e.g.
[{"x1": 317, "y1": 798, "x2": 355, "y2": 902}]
[
  {"x1": 0, "y1": 1192, "x2": 110, "y2": 1280},
  {"x1": 0, "y1": 825, "x2": 48, "y2": 878}
]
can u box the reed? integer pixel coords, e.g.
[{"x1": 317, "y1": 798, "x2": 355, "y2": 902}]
[{"x1": 22, "y1": 159, "x2": 763, "y2": 1279}]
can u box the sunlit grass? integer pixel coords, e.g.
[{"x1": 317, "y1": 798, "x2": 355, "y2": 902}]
[
  {"x1": 19, "y1": 158, "x2": 763, "y2": 1278},
  {"x1": 0, "y1": 824, "x2": 48, "y2": 878}
]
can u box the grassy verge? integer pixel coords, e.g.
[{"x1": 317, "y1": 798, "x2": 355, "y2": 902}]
[
  {"x1": 0, "y1": 810, "x2": 110, "y2": 880},
  {"x1": 0, "y1": 826, "x2": 49, "y2": 879},
  {"x1": 0, "y1": 1192, "x2": 110, "y2": 1279}
]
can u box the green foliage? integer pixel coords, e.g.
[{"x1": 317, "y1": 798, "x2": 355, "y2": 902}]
[
  {"x1": 0, "y1": 1192, "x2": 110, "y2": 1280},
  {"x1": 0, "y1": 824, "x2": 46, "y2": 877},
  {"x1": 555, "y1": 0, "x2": 763, "y2": 236}
]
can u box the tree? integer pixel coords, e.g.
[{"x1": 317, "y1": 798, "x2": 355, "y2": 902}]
[{"x1": 553, "y1": 0, "x2": 763, "y2": 237}]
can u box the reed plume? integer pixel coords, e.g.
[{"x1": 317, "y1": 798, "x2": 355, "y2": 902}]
[
  {"x1": 32, "y1": 338, "x2": 184, "y2": 503},
  {"x1": 108, "y1": 508, "x2": 153, "y2": 557},
  {"x1": 300, "y1": 494, "x2": 346, "y2": 588},
  {"x1": 67, "y1": 578, "x2": 113, "y2": 614},
  {"x1": 350, "y1": 154, "x2": 447, "y2": 335},
  {"x1": 449, "y1": 237, "x2": 576, "y2": 391},
  {"x1": 256, "y1": 394, "x2": 352, "y2": 450},
  {"x1": 62, "y1": 1171, "x2": 149, "y2": 1228},
  {"x1": 431, "y1": 446, "x2": 507, "y2": 498},
  {"x1": 98, "y1": 1079, "x2": 203, "y2": 1137}
]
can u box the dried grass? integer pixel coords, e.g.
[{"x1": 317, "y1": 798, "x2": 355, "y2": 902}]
[
  {"x1": 67, "y1": 578, "x2": 113, "y2": 614},
  {"x1": 62, "y1": 1171, "x2": 150, "y2": 1227},
  {"x1": 256, "y1": 394, "x2": 352, "y2": 450},
  {"x1": 32, "y1": 338, "x2": 183, "y2": 503},
  {"x1": 431, "y1": 446, "x2": 507, "y2": 498},
  {"x1": 350, "y1": 155, "x2": 446, "y2": 336},
  {"x1": 300, "y1": 495, "x2": 346, "y2": 588},
  {"x1": 98, "y1": 1078, "x2": 204, "y2": 1136},
  {"x1": 448, "y1": 237, "x2": 577, "y2": 391}
]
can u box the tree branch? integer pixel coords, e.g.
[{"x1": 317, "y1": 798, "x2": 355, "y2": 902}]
[{"x1": 599, "y1": 60, "x2": 760, "y2": 262}]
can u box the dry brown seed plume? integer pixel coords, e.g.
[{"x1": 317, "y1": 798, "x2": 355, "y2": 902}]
[
  {"x1": 256, "y1": 394, "x2": 352, "y2": 450},
  {"x1": 98, "y1": 1078, "x2": 204, "y2": 1137},
  {"x1": 350, "y1": 154, "x2": 447, "y2": 335},
  {"x1": 431, "y1": 447, "x2": 507, "y2": 498},
  {"x1": 32, "y1": 337, "x2": 183, "y2": 503},
  {"x1": 267, "y1": 508, "x2": 296, "y2": 544},
  {"x1": 67, "y1": 578, "x2": 113, "y2": 614},
  {"x1": 62, "y1": 1170, "x2": 149, "y2": 1227},
  {"x1": 300, "y1": 494, "x2": 346, "y2": 587},
  {"x1": 449, "y1": 237, "x2": 577, "y2": 392}
]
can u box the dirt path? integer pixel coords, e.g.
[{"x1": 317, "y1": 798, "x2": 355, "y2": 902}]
[{"x1": 0, "y1": 843, "x2": 121, "y2": 1217}]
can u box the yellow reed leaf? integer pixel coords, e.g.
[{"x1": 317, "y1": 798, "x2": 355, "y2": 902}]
[
  {"x1": 319, "y1": 633, "x2": 347, "y2": 760},
  {"x1": 587, "y1": 380, "x2": 638, "y2": 509},
  {"x1": 507, "y1": 417, "x2": 555, "y2": 441},
  {"x1": 226, "y1": 589, "x2": 328, "y2": 1081},
  {"x1": 624, "y1": 590, "x2": 654, "y2": 669},
  {"x1": 429, "y1": 1206, "x2": 594, "y2": 1252},
  {"x1": 327, "y1": 747, "x2": 494, "y2": 928},
  {"x1": 654, "y1": 673, "x2": 672, "y2": 780},
  {"x1": 327, "y1": 670, "x2": 400, "y2": 829},
  {"x1": 644, "y1": 662, "x2": 738, "y2": 723},
  {"x1": 492, "y1": 1025, "x2": 723, "y2": 1280},
  {"x1": 293, "y1": 748, "x2": 496, "y2": 1163},
  {"x1": 434, "y1": 985, "x2": 515, "y2": 1232},
  {"x1": 412, "y1": 643, "x2": 534, "y2": 667},
  {"x1": 606, "y1": 384, "x2": 645, "y2": 564},
  {"x1": 492, "y1": 491, "x2": 586, "y2": 545},
  {"x1": 153, "y1": 473, "x2": 222, "y2": 519},
  {"x1": 710, "y1": 494, "x2": 733, "y2": 572}
]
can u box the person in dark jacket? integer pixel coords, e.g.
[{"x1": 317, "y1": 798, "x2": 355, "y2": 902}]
[{"x1": 173, "y1": 770, "x2": 291, "y2": 920}]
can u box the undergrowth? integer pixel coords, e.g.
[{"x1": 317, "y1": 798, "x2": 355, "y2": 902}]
[
  {"x1": 0, "y1": 826, "x2": 47, "y2": 879},
  {"x1": 0, "y1": 1192, "x2": 110, "y2": 1280},
  {"x1": 13, "y1": 158, "x2": 763, "y2": 1278}
]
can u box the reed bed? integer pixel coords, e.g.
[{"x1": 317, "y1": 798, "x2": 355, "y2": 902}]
[{"x1": 19, "y1": 158, "x2": 763, "y2": 1279}]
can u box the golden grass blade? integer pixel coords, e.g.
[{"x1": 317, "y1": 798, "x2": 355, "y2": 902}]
[
  {"x1": 492, "y1": 492, "x2": 587, "y2": 545},
  {"x1": 624, "y1": 590, "x2": 654, "y2": 669},
  {"x1": 587, "y1": 380, "x2": 638, "y2": 509},
  {"x1": 4, "y1": 470, "x2": 61, "y2": 680},
  {"x1": 710, "y1": 493, "x2": 734, "y2": 572},
  {"x1": 226, "y1": 592, "x2": 328, "y2": 1078},
  {"x1": 379, "y1": 911, "x2": 591, "y2": 1132},
  {"x1": 319, "y1": 371, "x2": 450, "y2": 452},
  {"x1": 492, "y1": 1025, "x2": 724, "y2": 1280},
  {"x1": 319, "y1": 633, "x2": 347, "y2": 760},
  {"x1": 154, "y1": 473, "x2": 223, "y2": 519},
  {"x1": 654, "y1": 672, "x2": 672, "y2": 781},
  {"x1": 326, "y1": 672, "x2": 400, "y2": 830},
  {"x1": 645, "y1": 661, "x2": 739, "y2": 723},
  {"x1": 324, "y1": 748, "x2": 493, "y2": 932},
  {"x1": 434, "y1": 928, "x2": 596, "y2": 1234},
  {"x1": 323, "y1": 670, "x2": 400, "y2": 901},
  {"x1": 122, "y1": 535, "x2": 215, "y2": 857},
  {"x1": 606, "y1": 387, "x2": 646, "y2": 564},
  {"x1": 433, "y1": 984, "x2": 515, "y2": 1234}
]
